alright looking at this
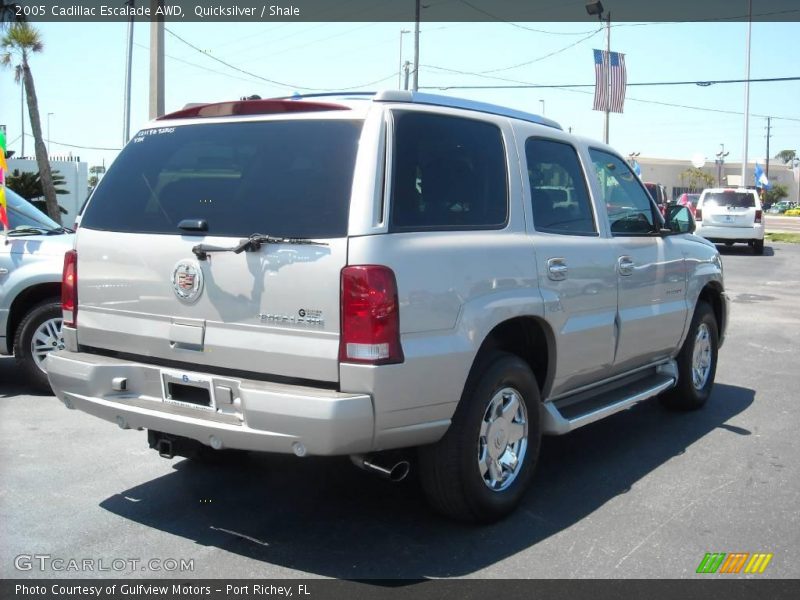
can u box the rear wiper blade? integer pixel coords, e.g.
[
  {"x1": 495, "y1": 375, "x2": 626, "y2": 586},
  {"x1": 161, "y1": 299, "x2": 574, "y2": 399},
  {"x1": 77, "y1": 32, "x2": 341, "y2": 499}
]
[
  {"x1": 5, "y1": 226, "x2": 50, "y2": 236},
  {"x1": 192, "y1": 233, "x2": 328, "y2": 261}
]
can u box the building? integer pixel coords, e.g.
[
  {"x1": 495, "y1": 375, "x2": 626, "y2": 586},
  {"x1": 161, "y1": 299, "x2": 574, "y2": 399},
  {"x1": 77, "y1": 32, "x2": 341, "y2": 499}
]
[
  {"x1": 636, "y1": 156, "x2": 800, "y2": 203},
  {"x1": 6, "y1": 156, "x2": 88, "y2": 226}
]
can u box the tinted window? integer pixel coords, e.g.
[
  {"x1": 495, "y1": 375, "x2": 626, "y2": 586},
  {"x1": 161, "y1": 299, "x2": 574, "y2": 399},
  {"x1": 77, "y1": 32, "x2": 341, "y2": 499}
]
[
  {"x1": 525, "y1": 138, "x2": 596, "y2": 235},
  {"x1": 81, "y1": 120, "x2": 363, "y2": 238},
  {"x1": 703, "y1": 192, "x2": 756, "y2": 208},
  {"x1": 390, "y1": 112, "x2": 507, "y2": 231},
  {"x1": 589, "y1": 149, "x2": 657, "y2": 235},
  {"x1": 4, "y1": 187, "x2": 61, "y2": 230}
]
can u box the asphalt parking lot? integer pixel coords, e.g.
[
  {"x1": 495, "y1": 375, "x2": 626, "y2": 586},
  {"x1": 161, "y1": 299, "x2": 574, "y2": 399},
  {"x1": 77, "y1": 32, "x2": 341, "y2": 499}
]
[{"x1": 1, "y1": 242, "x2": 798, "y2": 580}]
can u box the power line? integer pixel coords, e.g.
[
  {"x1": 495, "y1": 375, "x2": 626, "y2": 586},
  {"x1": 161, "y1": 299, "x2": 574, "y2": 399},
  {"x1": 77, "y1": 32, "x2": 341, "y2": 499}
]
[
  {"x1": 424, "y1": 75, "x2": 800, "y2": 90},
  {"x1": 479, "y1": 27, "x2": 603, "y2": 74},
  {"x1": 23, "y1": 133, "x2": 121, "y2": 151},
  {"x1": 164, "y1": 27, "x2": 397, "y2": 92}
]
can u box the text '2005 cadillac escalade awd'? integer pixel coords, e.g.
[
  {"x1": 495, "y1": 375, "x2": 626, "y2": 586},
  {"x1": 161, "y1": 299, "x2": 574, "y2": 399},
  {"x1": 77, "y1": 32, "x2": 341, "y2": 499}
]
[{"x1": 47, "y1": 91, "x2": 729, "y2": 522}]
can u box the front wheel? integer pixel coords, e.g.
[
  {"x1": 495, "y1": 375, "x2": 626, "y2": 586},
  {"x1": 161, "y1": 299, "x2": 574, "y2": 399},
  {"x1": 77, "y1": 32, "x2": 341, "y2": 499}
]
[
  {"x1": 418, "y1": 352, "x2": 541, "y2": 522},
  {"x1": 661, "y1": 301, "x2": 718, "y2": 411},
  {"x1": 13, "y1": 299, "x2": 64, "y2": 393}
]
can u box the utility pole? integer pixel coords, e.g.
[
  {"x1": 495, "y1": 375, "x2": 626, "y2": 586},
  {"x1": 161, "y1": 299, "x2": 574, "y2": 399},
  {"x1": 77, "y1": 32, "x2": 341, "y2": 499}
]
[
  {"x1": 765, "y1": 117, "x2": 771, "y2": 180},
  {"x1": 412, "y1": 0, "x2": 420, "y2": 92},
  {"x1": 603, "y1": 11, "x2": 611, "y2": 144},
  {"x1": 741, "y1": 0, "x2": 752, "y2": 184},
  {"x1": 403, "y1": 61, "x2": 411, "y2": 91},
  {"x1": 123, "y1": 0, "x2": 135, "y2": 144},
  {"x1": 715, "y1": 143, "x2": 729, "y2": 187},
  {"x1": 149, "y1": 0, "x2": 165, "y2": 120},
  {"x1": 20, "y1": 81, "x2": 24, "y2": 158}
]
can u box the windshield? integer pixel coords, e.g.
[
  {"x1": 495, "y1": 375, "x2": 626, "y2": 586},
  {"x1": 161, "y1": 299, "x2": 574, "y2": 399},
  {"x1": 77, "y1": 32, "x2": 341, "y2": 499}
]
[
  {"x1": 703, "y1": 192, "x2": 756, "y2": 208},
  {"x1": 80, "y1": 119, "x2": 363, "y2": 238},
  {"x1": 4, "y1": 187, "x2": 62, "y2": 231}
]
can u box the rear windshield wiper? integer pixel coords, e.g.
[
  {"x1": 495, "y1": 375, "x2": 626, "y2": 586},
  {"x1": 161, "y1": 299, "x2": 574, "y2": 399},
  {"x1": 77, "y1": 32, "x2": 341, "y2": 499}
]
[
  {"x1": 5, "y1": 226, "x2": 53, "y2": 237},
  {"x1": 192, "y1": 233, "x2": 328, "y2": 261}
]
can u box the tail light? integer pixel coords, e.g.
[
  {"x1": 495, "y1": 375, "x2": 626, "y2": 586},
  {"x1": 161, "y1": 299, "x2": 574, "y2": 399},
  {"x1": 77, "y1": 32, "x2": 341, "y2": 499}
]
[
  {"x1": 695, "y1": 208, "x2": 702, "y2": 221},
  {"x1": 755, "y1": 209, "x2": 762, "y2": 223},
  {"x1": 62, "y1": 250, "x2": 78, "y2": 327},
  {"x1": 339, "y1": 265, "x2": 403, "y2": 365}
]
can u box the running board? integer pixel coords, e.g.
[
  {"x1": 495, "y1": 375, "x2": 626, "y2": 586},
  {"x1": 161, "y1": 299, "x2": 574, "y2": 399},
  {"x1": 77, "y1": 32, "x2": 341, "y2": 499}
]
[{"x1": 541, "y1": 362, "x2": 678, "y2": 435}]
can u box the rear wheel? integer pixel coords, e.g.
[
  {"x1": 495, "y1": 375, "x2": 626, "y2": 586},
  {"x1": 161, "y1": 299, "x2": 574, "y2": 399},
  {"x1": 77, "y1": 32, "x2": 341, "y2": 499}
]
[
  {"x1": 418, "y1": 352, "x2": 541, "y2": 522},
  {"x1": 661, "y1": 301, "x2": 718, "y2": 411},
  {"x1": 752, "y1": 239, "x2": 764, "y2": 255},
  {"x1": 13, "y1": 300, "x2": 64, "y2": 393}
]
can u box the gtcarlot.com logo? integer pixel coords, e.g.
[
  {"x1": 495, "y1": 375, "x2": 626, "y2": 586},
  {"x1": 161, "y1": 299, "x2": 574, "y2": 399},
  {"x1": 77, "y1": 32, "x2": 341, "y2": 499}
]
[
  {"x1": 696, "y1": 552, "x2": 773, "y2": 574},
  {"x1": 14, "y1": 554, "x2": 194, "y2": 573}
]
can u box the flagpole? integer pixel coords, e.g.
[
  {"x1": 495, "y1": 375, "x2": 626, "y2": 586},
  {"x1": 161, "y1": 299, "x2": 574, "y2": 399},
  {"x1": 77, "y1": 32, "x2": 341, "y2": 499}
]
[
  {"x1": 741, "y1": 0, "x2": 752, "y2": 184},
  {"x1": 604, "y1": 11, "x2": 611, "y2": 144}
]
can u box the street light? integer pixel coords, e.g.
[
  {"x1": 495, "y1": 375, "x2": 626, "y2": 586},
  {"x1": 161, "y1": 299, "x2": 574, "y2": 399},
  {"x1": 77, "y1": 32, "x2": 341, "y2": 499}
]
[
  {"x1": 47, "y1": 112, "x2": 54, "y2": 156},
  {"x1": 398, "y1": 29, "x2": 411, "y2": 89}
]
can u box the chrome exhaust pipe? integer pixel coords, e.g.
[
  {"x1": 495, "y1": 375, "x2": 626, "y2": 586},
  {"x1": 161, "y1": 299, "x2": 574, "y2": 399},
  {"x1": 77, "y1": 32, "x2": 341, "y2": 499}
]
[{"x1": 350, "y1": 453, "x2": 410, "y2": 482}]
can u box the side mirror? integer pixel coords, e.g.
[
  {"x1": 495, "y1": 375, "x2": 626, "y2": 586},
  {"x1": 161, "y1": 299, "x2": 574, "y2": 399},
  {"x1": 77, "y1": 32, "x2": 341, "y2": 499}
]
[{"x1": 664, "y1": 205, "x2": 695, "y2": 234}]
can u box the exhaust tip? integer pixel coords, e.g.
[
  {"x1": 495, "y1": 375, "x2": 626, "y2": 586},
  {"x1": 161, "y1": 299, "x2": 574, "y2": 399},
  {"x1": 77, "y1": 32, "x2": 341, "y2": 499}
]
[
  {"x1": 388, "y1": 460, "x2": 411, "y2": 482},
  {"x1": 350, "y1": 453, "x2": 410, "y2": 482}
]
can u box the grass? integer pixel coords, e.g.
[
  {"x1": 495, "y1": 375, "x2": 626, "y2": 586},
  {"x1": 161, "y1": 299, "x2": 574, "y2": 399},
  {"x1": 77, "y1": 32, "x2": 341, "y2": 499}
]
[{"x1": 765, "y1": 232, "x2": 800, "y2": 244}]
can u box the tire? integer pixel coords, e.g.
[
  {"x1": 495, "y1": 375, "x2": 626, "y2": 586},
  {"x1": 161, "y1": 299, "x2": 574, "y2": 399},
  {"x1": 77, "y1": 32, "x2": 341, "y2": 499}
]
[
  {"x1": 661, "y1": 301, "x2": 718, "y2": 411},
  {"x1": 13, "y1": 299, "x2": 64, "y2": 394},
  {"x1": 418, "y1": 352, "x2": 541, "y2": 523},
  {"x1": 752, "y1": 239, "x2": 764, "y2": 255}
]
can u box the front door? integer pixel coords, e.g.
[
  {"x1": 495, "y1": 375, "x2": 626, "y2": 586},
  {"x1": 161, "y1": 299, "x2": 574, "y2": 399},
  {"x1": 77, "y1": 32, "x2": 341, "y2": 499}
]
[{"x1": 588, "y1": 149, "x2": 688, "y2": 371}]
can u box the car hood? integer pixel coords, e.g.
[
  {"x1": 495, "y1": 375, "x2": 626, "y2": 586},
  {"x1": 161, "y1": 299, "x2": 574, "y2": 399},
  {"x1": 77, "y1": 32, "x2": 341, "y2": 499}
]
[{"x1": 4, "y1": 232, "x2": 75, "y2": 257}]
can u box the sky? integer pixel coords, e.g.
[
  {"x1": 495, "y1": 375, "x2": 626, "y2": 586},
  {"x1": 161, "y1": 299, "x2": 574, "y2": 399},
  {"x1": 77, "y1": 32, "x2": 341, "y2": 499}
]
[{"x1": 1, "y1": 19, "x2": 799, "y2": 174}]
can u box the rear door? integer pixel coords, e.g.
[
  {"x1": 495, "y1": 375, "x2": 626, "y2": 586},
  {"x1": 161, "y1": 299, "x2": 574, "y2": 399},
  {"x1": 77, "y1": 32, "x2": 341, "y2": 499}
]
[
  {"x1": 520, "y1": 134, "x2": 619, "y2": 395},
  {"x1": 76, "y1": 117, "x2": 364, "y2": 383},
  {"x1": 700, "y1": 190, "x2": 758, "y2": 227}
]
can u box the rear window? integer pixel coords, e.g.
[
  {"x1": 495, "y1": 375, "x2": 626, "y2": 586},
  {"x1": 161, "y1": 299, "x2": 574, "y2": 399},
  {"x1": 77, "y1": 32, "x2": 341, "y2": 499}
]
[
  {"x1": 703, "y1": 192, "x2": 756, "y2": 208},
  {"x1": 81, "y1": 119, "x2": 363, "y2": 238}
]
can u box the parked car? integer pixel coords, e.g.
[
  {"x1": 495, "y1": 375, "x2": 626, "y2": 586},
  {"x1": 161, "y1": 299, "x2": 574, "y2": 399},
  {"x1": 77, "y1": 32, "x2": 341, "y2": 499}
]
[
  {"x1": 1, "y1": 187, "x2": 73, "y2": 391},
  {"x1": 46, "y1": 91, "x2": 728, "y2": 522},
  {"x1": 695, "y1": 188, "x2": 765, "y2": 254},
  {"x1": 766, "y1": 200, "x2": 795, "y2": 214},
  {"x1": 675, "y1": 192, "x2": 701, "y2": 217}
]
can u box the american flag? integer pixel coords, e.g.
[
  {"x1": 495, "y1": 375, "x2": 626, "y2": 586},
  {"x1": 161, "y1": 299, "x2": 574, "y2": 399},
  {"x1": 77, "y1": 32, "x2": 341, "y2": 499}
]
[{"x1": 593, "y1": 49, "x2": 627, "y2": 113}]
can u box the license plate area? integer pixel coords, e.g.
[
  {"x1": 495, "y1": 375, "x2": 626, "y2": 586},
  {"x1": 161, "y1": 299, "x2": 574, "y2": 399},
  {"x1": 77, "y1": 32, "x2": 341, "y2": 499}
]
[{"x1": 161, "y1": 370, "x2": 215, "y2": 411}]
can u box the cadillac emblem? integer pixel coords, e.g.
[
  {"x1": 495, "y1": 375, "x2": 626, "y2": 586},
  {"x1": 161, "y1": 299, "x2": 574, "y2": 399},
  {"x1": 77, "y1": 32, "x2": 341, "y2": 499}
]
[{"x1": 172, "y1": 260, "x2": 204, "y2": 303}]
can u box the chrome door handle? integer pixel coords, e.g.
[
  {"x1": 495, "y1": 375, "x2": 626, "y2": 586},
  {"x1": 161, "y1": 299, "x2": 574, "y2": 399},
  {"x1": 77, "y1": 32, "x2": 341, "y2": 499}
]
[
  {"x1": 0, "y1": 268, "x2": 8, "y2": 276},
  {"x1": 618, "y1": 256, "x2": 635, "y2": 276},
  {"x1": 547, "y1": 258, "x2": 568, "y2": 281}
]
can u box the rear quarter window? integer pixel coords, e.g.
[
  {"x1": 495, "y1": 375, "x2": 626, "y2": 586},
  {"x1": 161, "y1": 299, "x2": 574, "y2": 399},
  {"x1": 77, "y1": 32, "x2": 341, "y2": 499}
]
[
  {"x1": 81, "y1": 119, "x2": 363, "y2": 238},
  {"x1": 389, "y1": 111, "x2": 508, "y2": 231}
]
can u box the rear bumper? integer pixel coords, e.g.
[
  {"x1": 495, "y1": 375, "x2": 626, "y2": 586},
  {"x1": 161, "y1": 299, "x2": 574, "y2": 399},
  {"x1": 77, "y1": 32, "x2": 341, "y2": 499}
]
[
  {"x1": 695, "y1": 223, "x2": 764, "y2": 242},
  {"x1": 46, "y1": 350, "x2": 375, "y2": 456}
]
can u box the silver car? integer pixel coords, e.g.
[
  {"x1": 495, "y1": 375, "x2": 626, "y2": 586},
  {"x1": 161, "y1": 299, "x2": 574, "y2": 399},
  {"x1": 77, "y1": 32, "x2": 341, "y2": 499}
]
[
  {"x1": 46, "y1": 92, "x2": 729, "y2": 522},
  {"x1": 1, "y1": 187, "x2": 72, "y2": 391}
]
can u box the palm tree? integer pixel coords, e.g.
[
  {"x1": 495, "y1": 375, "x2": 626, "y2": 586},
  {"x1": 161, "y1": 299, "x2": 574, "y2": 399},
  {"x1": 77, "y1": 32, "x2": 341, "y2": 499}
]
[
  {"x1": 1, "y1": 22, "x2": 60, "y2": 223},
  {"x1": 775, "y1": 149, "x2": 796, "y2": 165},
  {"x1": 1, "y1": 2, "x2": 23, "y2": 29}
]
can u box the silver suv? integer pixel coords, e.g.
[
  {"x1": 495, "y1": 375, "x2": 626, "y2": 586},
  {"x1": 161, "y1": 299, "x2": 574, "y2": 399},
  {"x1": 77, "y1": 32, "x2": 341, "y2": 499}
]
[
  {"x1": 47, "y1": 92, "x2": 729, "y2": 522},
  {"x1": 1, "y1": 187, "x2": 72, "y2": 391}
]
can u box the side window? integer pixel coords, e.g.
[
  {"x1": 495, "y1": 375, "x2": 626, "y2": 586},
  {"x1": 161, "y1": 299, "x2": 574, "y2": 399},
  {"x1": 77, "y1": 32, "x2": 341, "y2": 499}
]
[
  {"x1": 589, "y1": 148, "x2": 658, "y2": 235},
  {"x1": 390, "y1": 112, "x2": 508, "y2": 231},
  {"x1": 525, "y1": 138, "x2": 597, "y2": 235}
]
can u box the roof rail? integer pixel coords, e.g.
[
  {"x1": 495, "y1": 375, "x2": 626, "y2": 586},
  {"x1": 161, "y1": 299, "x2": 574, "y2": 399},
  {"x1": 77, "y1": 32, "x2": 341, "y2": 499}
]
[{"x1": 374, "y1": 90, "x2": 562, "y2": 130}]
